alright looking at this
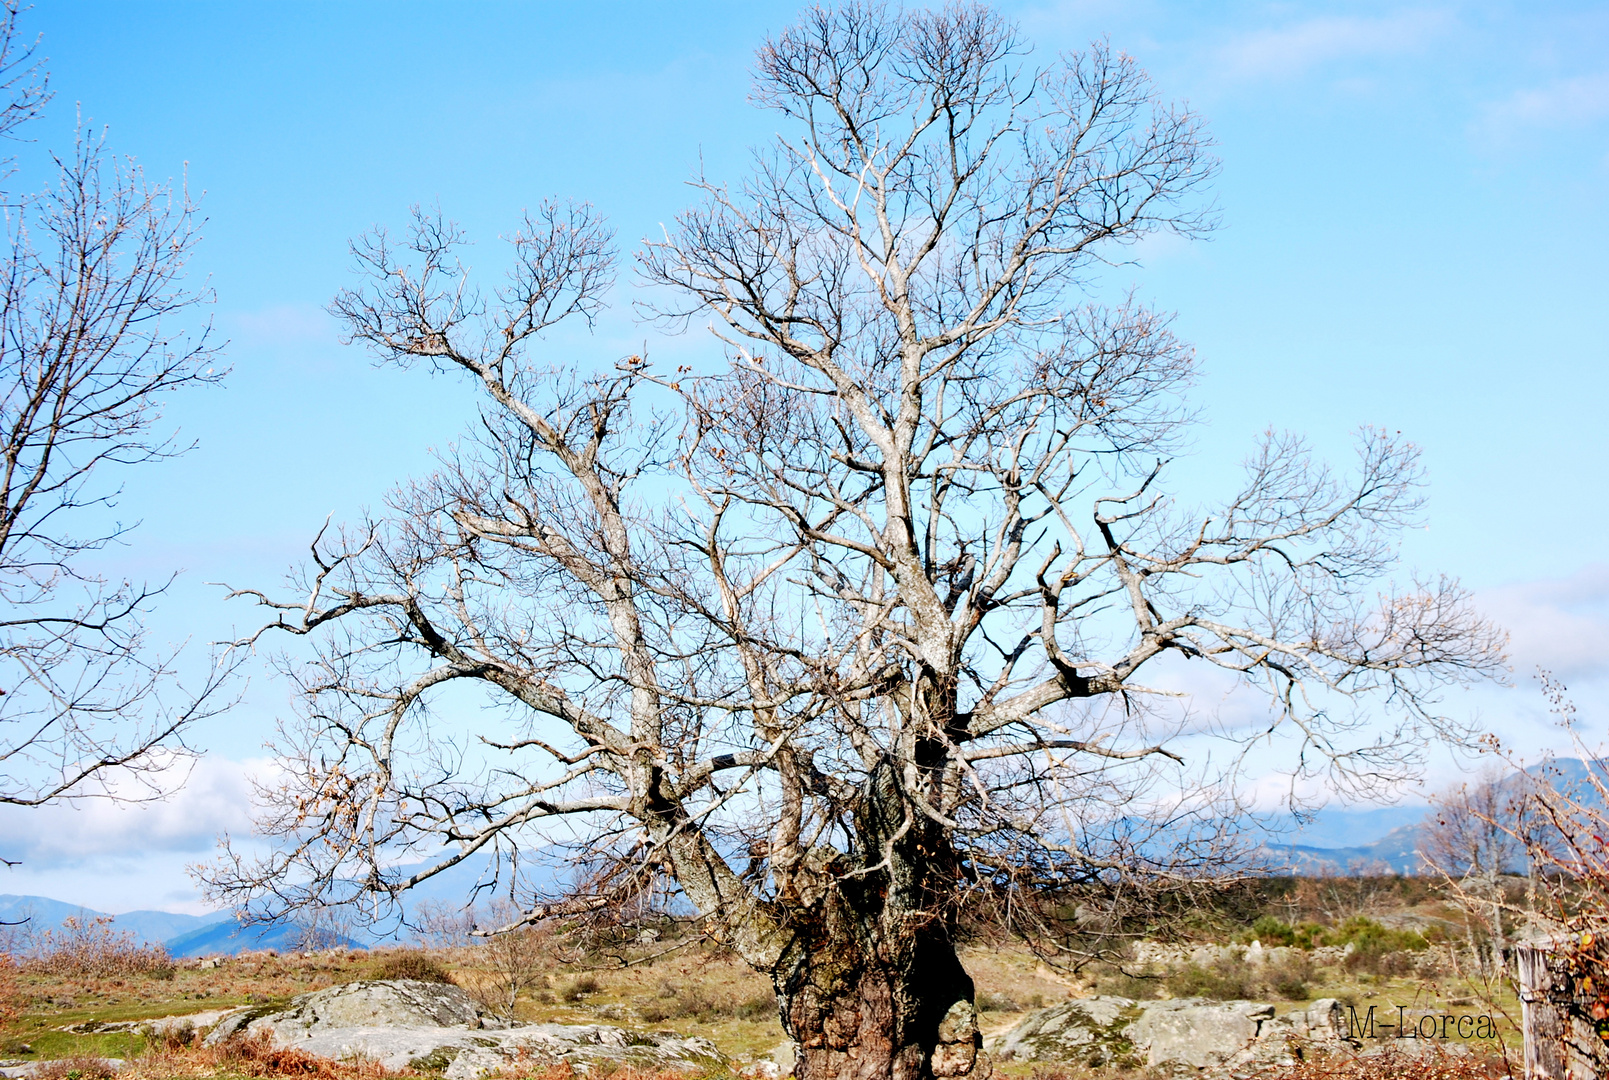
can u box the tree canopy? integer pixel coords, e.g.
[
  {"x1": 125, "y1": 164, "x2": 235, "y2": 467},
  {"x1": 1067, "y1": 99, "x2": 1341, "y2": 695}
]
[{"x1": 203, "y1": 6, "x2": 1505, "y2": 1077}]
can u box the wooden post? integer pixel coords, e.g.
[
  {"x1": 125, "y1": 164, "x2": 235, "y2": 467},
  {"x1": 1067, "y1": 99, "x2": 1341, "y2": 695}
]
[
  {"x1": 1516, "y1": 942, "x2": 1567, "y2": 1080},
  {"x1": 1515, "y1": 939, "x2": 1608, "y2": 1080}
]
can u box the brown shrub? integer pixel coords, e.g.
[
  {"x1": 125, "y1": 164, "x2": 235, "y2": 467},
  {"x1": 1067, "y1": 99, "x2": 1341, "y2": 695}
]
[
  {"x1": 0, "y1": 952, "x2": 19, "y2": 1026},
  {"x1": 127, "y1": 1031, "x2": 415, "y2": 1080},
  {"x1": 366, "y1": 950, "x2": 453, "y2": 984},
  {"x1": 34, "y1": 1057, "x2": 121, "y2": 1080},
  {"x1": 495, "y1": 1063, "x2": 690, "y2": 1080},
  {"x1": 20, "y1": 916, "x2": 173, "y2": 978},
  {"x1": 150, "y1": 1020, "x2": 198, "y2": 1051}
]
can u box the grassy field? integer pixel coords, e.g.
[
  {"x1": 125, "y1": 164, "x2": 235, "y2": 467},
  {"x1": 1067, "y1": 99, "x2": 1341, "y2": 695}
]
[{"x1": 0, "y1": 885, "x2": 1520, "y2": 1078}]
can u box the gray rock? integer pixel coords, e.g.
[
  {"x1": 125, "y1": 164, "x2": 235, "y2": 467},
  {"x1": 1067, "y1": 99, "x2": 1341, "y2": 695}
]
[
  {"x1": 987, "y1": 996, "x2": 1142, "y2": 1065},
  {"x1": 59, "y1": 1008, "x2": 233, "y2": 1041},
  {"x1": 991, "y1": 996, "x2": 1350, "y2": 1071},
  {"x1": 1128, "y1": 998, "x2": 1275, "y2": 1068},
  {"x1": 1236, "y1": 997, "x2": 1352, "y2": 1067},
  {"x1": 203, "y1": 979, "x2": 725, "y2": 1076},
  {"x1": 0, "y1": 1059, "x2": 123, "y2": 1078},
  {"x1": 264, "y1": 1024, "x2": 724, "y2": 1078},
  {"x1": 206, "y1": 979, "x2": 484, "y2": 1046}
]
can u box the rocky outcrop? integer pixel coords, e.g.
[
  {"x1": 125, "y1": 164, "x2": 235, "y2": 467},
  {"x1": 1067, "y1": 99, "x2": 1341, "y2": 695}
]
[
  {"x1": 1128, "y1": 999, "x2": 1277, "y2": 1069},
  {"x1": 267, "y1": 1023, "x2": 725, "y2": 1078},
  {"x1": 1131, "y1": 939, "x2": 1454, "y2": 977},
  {"x1": 988, "y1": 996, "x2": 1350, "y2": 1070},
  {"x1": 206, "y1": 979, "x2": 486, "y2": 1044},
  {"x1": 204, "y1": 979, "x2": 726, "y2": 1078},
  {"x1": 988, "y1": 996, "x2": 1143, "y2": 1066}
]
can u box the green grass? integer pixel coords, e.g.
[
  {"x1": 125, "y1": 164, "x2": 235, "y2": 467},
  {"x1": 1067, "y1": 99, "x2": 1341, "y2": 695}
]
[{"x1": 0, "y1": 1028, "x2": 147, "y2": 1062}]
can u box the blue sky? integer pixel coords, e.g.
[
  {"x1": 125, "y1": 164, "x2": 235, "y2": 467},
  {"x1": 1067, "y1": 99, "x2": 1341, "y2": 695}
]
[{"x1": 3, "y1": 0, "x2": 1607, "y2": 913}]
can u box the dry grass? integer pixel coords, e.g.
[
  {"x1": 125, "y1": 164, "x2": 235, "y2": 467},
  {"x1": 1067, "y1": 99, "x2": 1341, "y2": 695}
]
[
  {"x1": 505, "y1": 1067, "x2": 701, "y2": 1080},
  {"x1": 1012, "y1": 1048, "x2": 1508, "y2": 1080},
  {"x1": 122, "y1": 1037, "x2": 713, "y2": 1080},
  {"x1": 0, "y1": 901, "x2": 1528, "y2": 1078}
]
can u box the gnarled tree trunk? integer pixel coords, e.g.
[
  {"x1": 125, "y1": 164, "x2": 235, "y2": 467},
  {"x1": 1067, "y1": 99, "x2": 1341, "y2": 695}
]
[
  {"x1": 776, "y1": 896, "x2": 981, "y2": 1079},
  {"x1": 770, "y1": 764, "x2": 985, "y2": 1080}
]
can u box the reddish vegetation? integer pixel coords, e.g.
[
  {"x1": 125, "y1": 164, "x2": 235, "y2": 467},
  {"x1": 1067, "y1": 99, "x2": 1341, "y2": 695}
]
[
  {"x1": 1251, "y1": 1049, "x2": 1508, "y2": 1080},
  {"x1": 14, "y1": 918, "x2": 173, "y2": 979},
  {"x1": 119, "y1": 1038, "x2": 697, "y2": 1080},
  {"x1": 1019, "y1": 1048, "x2": 1510, "y2": 1080}
]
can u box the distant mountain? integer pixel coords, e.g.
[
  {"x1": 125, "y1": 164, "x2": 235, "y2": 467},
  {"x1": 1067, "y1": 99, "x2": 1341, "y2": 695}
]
[
  {"x1": 109, "y1": 908, "x2": 234, "y2": 945},
  {"x1": 163, "y1": 919, "x2": 359, "y2": 958},
  {"x1": 1265, "y1": 821, "x2": 1432, "y2": 875},
  {"x1": 1258, "y1": 758, "x2": 1609, "y2": 875},
  {"x1": 0, "y1": 893, "x2": 91, "y2": 932},
  {"x1": 0, "y1": 894, "x2": 360, "y2": 957},
  {"x1": 0, "y1": 894, "x2": 229, "y2": 945}
]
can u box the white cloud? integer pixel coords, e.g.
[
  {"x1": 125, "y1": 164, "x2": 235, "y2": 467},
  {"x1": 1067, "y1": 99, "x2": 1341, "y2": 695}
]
[
  {"x1": 1239, "y1": 767, "x2": 1341, "y2": 814},
  {"x1": 1215, "y1": 10, "x2": 1451, "y2": 82},
  {"x1": 1480, "y1": 71, "x2": 1609, "y2": 137},
  {"x1": 0, "y1": 754, "x2": 272, "y2": 867},
  {"x1": 1477, "y1": 564, "x2": 1609, "y2": 682},
  {"x1": 0, "y1": 850, "x2": 222, "y2": 915}
]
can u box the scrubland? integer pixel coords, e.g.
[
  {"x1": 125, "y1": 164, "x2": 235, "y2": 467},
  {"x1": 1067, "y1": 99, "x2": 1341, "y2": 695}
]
[{"x1": 0, "y1": 877, "x2": 1517, "y2": 1079}]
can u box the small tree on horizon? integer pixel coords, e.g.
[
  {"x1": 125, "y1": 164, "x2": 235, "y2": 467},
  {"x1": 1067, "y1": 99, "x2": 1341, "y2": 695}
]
[
  {"x1": 201, "y1": 6, "x2": 1505, "y2": 1077},
  {"x1": 1425, "y1": 766, "x2": 1530, "y2": 976}
]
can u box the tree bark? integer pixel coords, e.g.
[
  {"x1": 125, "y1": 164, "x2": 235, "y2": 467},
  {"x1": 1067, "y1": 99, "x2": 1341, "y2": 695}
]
[
  {"x1": 776, "y1": 905, "x2": 982, "y2": 1080},
  {"x1": 771, "y1": 763, "x2": 986, "y2": 1080}
]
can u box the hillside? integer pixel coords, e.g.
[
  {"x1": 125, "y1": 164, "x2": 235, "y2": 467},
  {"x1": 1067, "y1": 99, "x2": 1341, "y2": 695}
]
[{"x1": 0, "y1": 895, "x2": 229, "y2": 947}]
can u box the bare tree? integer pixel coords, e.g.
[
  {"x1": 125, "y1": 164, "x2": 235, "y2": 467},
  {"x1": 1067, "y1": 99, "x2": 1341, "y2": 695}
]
[
  {"x1": 1425, "y1": 767, "x2": 1529, "y2": 976},
  {"x1": 466, "y1": 901, "x2": 551, "y2": 1023},
  {"x1": 292, "y1": 902, "x2": 358, "y2": 953},
  {"x1": 1440, "y1": 680, "x2": 1609, "y2": 1077},
  {"x1": 412, "y1": 899, "x2": 479, "y2": 950},
  {"x1": 203, "y1": 7, "x2": 1505, "y2": 1078},
  {"x1": 0, "y1": 2, "x2": 234, "y2": 811}
]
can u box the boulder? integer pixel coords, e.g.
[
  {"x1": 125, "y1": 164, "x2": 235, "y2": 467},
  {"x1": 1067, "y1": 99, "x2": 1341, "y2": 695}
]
[
  {"x1": 989, "y1": 996, "x2": 1351, "y2": 1070},
  {"x1": 204, "y1": 979, "x2": 726, "y2": 1078},
  {"x1": 1127, "y1": 999, "x2": 1275, "y2": 1068},
  {"x1": 988, "y1": 996, "x2": 1143, "y2": 1066},
  {"x1": 305, "y1": 1024, "x2": 725, "y2": 1078},
  {"x1": 207, "y1": 979, "x2": 484, "y2": 1044}
]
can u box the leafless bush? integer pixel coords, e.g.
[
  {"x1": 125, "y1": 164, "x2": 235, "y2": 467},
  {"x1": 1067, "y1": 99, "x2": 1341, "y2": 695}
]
[
  {"x1": 367, "y1": 948, "x2": 453, "y2": 984},
  {"x1": 1452, "y1": 677, "x2": 1609, "y2": 1075},
  {"x1": 19, "y1": 915, "x2": 172, "y2": 977},
  {"x1": 410, "y1": 900, "x2": 478, "y2": 950},
  {"x1": 293, "y1": 904, "x2": 358, "y2": 952},
  {"x1": 465, "y1": 904, "x2": 551, "y2": 1021},
  {"x1": 558, "y1": 972, "x2": 600, "y2": 1003},
  {"x1": 1424, "y1": 768, "x2": 1530, "y2": 978}
]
